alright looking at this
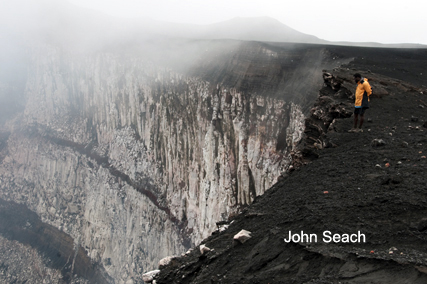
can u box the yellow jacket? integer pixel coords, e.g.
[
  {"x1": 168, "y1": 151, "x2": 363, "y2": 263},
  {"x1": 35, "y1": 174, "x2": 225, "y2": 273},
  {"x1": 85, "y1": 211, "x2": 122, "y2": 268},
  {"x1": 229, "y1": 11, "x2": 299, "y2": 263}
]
[{"x1": 355, "y1": 78, "x2": 372, "y2": 107}]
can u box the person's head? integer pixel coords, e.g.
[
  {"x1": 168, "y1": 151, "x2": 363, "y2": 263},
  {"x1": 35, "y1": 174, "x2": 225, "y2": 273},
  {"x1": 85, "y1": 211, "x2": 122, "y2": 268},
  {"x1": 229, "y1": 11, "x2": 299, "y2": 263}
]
[{"x1": 353, "y1": 73, "x2": 362, "y2": 83}]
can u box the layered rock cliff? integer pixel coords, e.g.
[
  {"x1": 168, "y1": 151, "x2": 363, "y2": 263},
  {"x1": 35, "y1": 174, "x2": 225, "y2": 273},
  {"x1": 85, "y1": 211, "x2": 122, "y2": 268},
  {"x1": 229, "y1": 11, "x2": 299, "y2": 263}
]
[{"x1": 0, "y1": 40, "x2": 346, "y2": 282}]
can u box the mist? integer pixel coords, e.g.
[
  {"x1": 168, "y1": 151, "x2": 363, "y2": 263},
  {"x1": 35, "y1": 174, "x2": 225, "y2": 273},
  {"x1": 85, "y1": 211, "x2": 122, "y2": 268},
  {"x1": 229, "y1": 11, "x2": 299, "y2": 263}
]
[{"x1": 1, "y1": 0, "x2": 425, "y2": 127}]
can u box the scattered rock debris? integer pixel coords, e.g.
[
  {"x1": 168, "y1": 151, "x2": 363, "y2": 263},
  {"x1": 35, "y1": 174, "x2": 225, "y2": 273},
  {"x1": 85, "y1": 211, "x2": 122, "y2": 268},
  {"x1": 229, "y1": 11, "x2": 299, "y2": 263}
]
[{"x1": 156, "y1": 64, "x2": 427, "y2": 284}]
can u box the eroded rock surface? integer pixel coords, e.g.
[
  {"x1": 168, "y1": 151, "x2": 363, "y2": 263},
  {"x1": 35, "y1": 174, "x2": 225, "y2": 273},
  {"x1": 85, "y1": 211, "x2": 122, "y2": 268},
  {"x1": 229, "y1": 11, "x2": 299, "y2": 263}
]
[{"x1": 0, "y1": 40, "x2": 337, "y2": 282}]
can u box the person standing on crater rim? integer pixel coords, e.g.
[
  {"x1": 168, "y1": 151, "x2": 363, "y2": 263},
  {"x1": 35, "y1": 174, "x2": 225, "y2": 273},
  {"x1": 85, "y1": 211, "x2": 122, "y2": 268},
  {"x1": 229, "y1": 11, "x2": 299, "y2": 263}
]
[{"x1": 349, "y1": 73, "x2": 372, "y2": 133}]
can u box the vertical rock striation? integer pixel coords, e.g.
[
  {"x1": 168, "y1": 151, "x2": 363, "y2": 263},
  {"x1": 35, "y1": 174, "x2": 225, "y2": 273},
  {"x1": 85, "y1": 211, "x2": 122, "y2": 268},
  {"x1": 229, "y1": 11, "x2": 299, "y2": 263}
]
[{"x1": 0, "y1": 41, "x2": 341, "y2": 282}]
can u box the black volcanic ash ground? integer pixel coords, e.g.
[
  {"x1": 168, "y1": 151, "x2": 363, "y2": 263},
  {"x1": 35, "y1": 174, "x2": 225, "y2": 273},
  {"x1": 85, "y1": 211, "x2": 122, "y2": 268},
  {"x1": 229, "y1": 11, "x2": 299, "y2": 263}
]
[{"x1": 156, "y1": 51, "x2": 427, "y2": 284}]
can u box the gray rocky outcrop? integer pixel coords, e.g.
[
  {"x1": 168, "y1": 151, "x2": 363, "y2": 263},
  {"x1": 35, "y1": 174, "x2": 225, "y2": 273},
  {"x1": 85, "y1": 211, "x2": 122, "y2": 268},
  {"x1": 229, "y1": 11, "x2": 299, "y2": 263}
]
[{"x1": 0, "y1": 43, "x2": 309, "y2": 282}]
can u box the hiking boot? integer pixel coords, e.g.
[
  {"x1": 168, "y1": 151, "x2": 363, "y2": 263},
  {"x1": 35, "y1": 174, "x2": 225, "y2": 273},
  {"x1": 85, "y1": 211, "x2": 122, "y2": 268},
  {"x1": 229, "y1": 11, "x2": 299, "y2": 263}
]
[{"x1": 348, "y1": 128, "x2": 358, "y2": 133}]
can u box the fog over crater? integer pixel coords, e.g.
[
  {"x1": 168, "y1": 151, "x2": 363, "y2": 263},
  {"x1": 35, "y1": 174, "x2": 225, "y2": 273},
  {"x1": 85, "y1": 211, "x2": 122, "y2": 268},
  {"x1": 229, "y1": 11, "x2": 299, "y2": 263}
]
[{"x1": 0, "y1": 1, "x2": 426, "y2": 283}]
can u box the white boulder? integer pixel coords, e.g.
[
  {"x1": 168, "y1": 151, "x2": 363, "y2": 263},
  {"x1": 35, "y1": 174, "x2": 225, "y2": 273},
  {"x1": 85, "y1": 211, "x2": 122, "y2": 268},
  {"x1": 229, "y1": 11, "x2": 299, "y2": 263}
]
[
  {"x1": 233, "y1": 229, "x2": 252, "y2": 243},
  {"x1": 142, "y1": 270, "x2": 160, "y2": 283},
  {"x1": 158, "y1": 256, "x2": 175, "y2": 268},
  {"x1": 200, "y1": 244, "x2": 211, "y2": 255}
]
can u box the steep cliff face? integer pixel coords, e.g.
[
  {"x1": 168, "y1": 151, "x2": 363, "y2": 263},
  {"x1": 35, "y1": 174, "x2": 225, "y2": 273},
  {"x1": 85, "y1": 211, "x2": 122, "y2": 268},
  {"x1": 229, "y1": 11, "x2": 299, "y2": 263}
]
[{"x1": 0, "y1": 40, "x2": 343, "y2": 282}]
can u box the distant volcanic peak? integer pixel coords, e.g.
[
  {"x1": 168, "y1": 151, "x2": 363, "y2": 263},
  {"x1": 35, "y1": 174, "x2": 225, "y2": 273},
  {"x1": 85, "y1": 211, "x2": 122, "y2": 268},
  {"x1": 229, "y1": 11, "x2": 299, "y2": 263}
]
[
  {"x1": 6, "y1": 1, "x2": 324, "y2": 46},
  {"x1": 210, "y1": 16, "x2": 296, "y2": 33},
  {"x1": 216, "y1": 16, "x2": 289, "y2": 25},
  {"x1": 203, "y1": 16, "x2": 322, "y2": 43}
]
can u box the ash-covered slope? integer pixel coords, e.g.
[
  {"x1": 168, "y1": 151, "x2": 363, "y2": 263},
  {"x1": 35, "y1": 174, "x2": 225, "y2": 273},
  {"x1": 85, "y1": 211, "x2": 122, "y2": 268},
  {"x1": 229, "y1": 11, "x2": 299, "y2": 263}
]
[{"x1": 155, "y1": 56, "x2": 427, "y2": 283}]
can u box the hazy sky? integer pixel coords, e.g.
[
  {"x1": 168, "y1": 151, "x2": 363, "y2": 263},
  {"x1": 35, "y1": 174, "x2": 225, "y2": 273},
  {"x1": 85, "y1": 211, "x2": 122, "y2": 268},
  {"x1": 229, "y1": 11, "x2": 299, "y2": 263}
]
[{"x1": 67, "y1": 0, "x2": 427, "y2": 44}]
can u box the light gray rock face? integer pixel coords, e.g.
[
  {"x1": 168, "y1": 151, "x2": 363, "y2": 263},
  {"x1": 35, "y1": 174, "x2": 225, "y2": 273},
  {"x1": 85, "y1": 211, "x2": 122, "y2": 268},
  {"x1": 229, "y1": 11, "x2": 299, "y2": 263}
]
[
  {"x1": 0, "y1": 130, "x2": 184, "y2": 283},
  {"x1": 0, "y1": 236, "x2": 65, "y2": 284},
  {"x1": 0, "y1": 42, "x2": 310, "y2": 282}
]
